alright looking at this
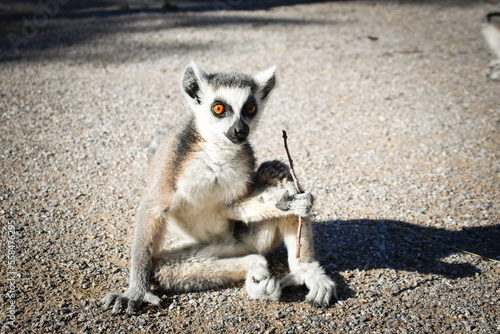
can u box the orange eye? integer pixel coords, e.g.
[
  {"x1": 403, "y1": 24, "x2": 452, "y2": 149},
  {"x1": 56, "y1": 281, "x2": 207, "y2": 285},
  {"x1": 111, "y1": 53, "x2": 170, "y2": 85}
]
[
  {"x1": 247, "y1": 104, "x2": 256, "y2": 114},
  {"x1": 213, "y1": 104, "x2": 224, "y2": 114}
]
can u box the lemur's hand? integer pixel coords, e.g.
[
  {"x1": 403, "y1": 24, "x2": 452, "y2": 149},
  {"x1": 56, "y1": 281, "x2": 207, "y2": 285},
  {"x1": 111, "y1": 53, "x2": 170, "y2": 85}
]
[
  {"x1": 101, "y1": 286, "x2": 161, "y2": 316},
  {"x1": 276, "y1": 181, "x2": 314, "y2": 217}
]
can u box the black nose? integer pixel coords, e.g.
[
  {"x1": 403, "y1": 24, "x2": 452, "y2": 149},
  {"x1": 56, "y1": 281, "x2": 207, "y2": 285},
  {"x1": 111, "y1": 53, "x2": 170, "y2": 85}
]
[
  {"x1": 227, "y1": 118, "x2": 249, "y2": 144},
  {"x1": 234, "y1": 123, "x2": 249, "y2": 138}
]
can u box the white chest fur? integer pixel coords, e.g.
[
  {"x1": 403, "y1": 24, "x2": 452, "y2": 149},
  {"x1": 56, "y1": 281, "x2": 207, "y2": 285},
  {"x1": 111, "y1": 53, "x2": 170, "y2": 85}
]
[{"x1": 171, "y1": 142, "x2": 251, "y2": 241}]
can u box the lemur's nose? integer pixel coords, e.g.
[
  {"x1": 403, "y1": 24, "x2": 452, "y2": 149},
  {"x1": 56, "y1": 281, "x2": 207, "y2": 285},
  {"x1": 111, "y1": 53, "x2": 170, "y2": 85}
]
[
  {"x1": 234, "y1": 121, "x2": 249, "y2": 138},
  {"x1": 226, "y1": 118, "x2": 249, "y2": 144}
]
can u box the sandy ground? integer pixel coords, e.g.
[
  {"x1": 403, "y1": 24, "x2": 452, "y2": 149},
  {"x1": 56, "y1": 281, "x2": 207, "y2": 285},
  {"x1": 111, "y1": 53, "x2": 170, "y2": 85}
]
[{"x1": 1, "y1": 0, "x2": 499, "y2": 333}]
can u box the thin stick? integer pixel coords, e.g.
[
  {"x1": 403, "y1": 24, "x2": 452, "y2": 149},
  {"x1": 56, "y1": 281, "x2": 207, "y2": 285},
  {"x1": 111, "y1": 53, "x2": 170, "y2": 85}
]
[{"x1": 282, "y1": 130, "x2": 303, "y2": 258}]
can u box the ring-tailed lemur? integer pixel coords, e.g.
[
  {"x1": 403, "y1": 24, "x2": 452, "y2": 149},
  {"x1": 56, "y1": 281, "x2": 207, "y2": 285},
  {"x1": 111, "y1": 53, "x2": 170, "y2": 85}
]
[
  {"x1": 101, "y1": 62, "x2": 336, "y2": 315},
  {"x1": 482, "y1": 12, "x2": 500, "y2": 81}
]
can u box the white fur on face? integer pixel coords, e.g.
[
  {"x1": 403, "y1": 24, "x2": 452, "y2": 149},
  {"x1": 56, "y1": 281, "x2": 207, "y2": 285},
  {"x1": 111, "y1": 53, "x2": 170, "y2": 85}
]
[{"x1": 192, "y1": 86, "x2": 261, "y2": 146}]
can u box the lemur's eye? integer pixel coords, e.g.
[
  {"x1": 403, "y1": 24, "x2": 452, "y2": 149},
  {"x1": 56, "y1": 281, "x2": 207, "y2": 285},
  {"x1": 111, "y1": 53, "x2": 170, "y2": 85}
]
[
  {"x1": 213, "y1": 104, "x2": 224, "y2": 114},
  {"x1": 246, "y1": 103, "x2": 256, "y2": 114}
]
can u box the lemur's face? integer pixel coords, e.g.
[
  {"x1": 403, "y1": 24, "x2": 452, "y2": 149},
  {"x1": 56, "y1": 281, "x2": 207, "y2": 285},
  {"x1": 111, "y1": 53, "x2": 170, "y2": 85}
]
[
  {"x1": 198, "y1": 85, "x2": 258, "y2": 145},
  {"x1": 181, "y1": 63, "x2": 276, "y2": 146}
]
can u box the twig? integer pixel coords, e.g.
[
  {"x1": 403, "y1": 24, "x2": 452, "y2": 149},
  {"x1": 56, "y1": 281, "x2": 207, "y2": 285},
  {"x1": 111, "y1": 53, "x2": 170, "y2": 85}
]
[{"x1": 282, "y1": 130, "x2": 303, "y2": 258}]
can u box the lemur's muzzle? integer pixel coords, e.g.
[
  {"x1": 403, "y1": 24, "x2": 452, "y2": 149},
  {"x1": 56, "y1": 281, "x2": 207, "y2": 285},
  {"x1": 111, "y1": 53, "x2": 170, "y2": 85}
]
[{"x1": 226, "y1": 118, "x2": 249, "y2": 144}]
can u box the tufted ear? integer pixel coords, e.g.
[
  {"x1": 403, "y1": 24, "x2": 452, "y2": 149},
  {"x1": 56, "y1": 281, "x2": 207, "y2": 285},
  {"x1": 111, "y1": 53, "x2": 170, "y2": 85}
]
[
  {"x1": 254, "y1": 66, "x2": 277, "y2": 101},
  {"x1": 181, "y1": 61, "x2": 206, "y2": 104}
]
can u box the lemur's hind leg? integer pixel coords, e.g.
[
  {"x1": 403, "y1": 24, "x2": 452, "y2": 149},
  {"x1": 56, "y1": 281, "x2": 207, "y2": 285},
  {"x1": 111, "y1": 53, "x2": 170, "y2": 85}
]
[
  {"x1": 278, "y1": 215, "x2": 336, "y2": 306},
  {"x1": 152, "y1": 240, "x2": 281, "y2": 301},
  {"x1": 235, "y1": 160, "x2": 336, "y2": 306}
]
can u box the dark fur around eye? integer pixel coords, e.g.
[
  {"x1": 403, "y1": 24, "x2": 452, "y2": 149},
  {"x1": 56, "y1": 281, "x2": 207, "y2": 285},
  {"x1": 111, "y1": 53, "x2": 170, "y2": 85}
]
[
  {"x1": 211, "y1": 101, "x2": 232, "y2": 118},
  {"x1": 243, "y1": 98, "x2": 258, "y2": 117}
]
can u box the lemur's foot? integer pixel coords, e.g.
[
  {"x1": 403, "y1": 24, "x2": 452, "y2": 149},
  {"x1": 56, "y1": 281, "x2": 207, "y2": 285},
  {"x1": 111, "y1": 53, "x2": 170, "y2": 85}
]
[
  {"x1": 101, "y1": 287, "x2": 162, "y2": 315},
  {"x1": 245, "y1": 262, "x2": 281, "y2": 301},
  {"x1": 281, "y1": 262, "x2": 336, "y2": 307}
]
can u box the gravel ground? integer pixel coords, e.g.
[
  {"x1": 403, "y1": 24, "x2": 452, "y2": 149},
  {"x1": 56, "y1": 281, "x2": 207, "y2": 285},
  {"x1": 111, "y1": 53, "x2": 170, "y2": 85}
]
[{"x1": 1, "y1": 0, "x2": 499, "y2": 333}]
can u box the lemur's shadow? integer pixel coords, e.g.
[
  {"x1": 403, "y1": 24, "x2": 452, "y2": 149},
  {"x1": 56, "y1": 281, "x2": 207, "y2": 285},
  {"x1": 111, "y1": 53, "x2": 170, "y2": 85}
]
[{"x1": 269, "y1": 219, "x2": 500, "y2": 302}]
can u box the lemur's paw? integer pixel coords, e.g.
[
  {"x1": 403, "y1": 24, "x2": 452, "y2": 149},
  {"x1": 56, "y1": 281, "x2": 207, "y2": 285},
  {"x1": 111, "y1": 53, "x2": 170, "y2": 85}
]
[
  {"x1": 281, "y1": 263, "x2": 336, "y2": 307},
  {"x1": 276, "y1": 181, "x2": 314, "y2": 216},
  {"x1": 288, "y1": 191, "x2": 314, "y2": 217},
  {"x1": 101, "y1": 287, "x2": 162, "y2": 315},
  {"x1": 304, "y1": 271, "x2": 336, "y2": 307},
  {"x1": 245, "y1": 262, "x2": 281, "y2": 301}
]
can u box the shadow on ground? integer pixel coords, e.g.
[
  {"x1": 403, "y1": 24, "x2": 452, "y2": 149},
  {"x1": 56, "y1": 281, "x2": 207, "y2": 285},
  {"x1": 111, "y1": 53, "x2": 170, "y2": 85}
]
[
  {"x1": 270, "y1": 219, "x2": 499, "y2": 302},
  {"x1": 0, "y1": 0, "x2": 335, "y2": 62},
  {"x1": 0, "y1": 0, "x2": 483, "y2": 62}
]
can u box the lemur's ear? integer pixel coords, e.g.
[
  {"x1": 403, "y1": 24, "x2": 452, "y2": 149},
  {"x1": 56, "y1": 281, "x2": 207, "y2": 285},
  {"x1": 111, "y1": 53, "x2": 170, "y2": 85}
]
[
  {"x1": 254, "y1": 66, "x2": 276, "y2": 101},
  {"x1": 182, "y1": 61, "x2": 206, "y2": 104}
]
